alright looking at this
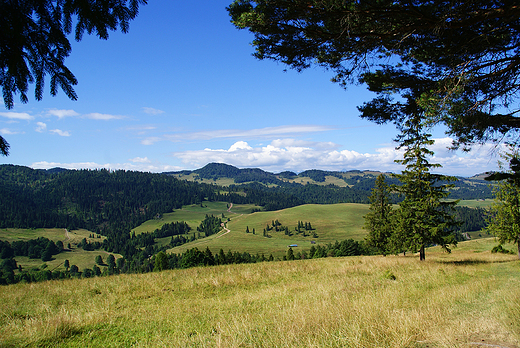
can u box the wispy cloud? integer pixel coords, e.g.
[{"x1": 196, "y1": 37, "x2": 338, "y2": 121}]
[
  {"x1": 129, "y1": 156, "x2": 151, "y2": 163},
  {"x1": 165, "y1": 125, "x2": 335, "y2": 141},
  {"x1": 0, "y1": 112, "x2": 34, "y2": 120},
  {"x1": 141, "y1": 137, "x2": 162, "y2": 145},
  {"x1": 47, "y1": 109, "x2": 79, "y2": 119},
  {"x1": 0, "y1": 128, "x2": 17, "y2": 135},
  {"x1": 50, "y1": 129, "x2": 71, "y2": 137},
  {"x1": 85, "y1": 113, "x2": 125, "y2": 120},
  {"x1": 142, "y1": 107, "x2": 165, "y2": 115},
  {"x1": 35, "y1": 122, "x2": 47, "y2": 133}
]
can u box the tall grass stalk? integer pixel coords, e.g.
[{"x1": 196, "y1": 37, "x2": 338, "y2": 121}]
[{"x1": 0, "y1": 241, "x2": 519, "y2": 347}]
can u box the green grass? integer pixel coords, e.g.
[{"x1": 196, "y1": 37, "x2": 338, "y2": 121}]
[
  {"x1": 132, "y1": 202, "x2": 260, "y2": 234},
  {"x1": 457, "y1": 199, "x2": 494, "y2": 209},
  {"x1": 0, "y1": 228, "x2": 114, "y2": 272},
  {"x1": 168, "y1": 203, "x2": 369, "y2": 258},
  {"x1": 1, "y1": 238, "x2": 518, "y2": 348}
]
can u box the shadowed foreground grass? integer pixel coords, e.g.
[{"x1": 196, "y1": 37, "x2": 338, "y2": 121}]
[{"x1": 0, "y1": 239, "x2": 519, "y2": 347}]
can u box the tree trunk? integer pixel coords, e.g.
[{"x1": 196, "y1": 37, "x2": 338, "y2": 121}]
[
  {"x1": 517, "y1": 237, "x2": 520, "y2": 260},
  {"x1": 419, "y1": 245, "x2": 425, "y2": 261}
]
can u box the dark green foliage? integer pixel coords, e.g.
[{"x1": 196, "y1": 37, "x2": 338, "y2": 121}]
[
  {"x1": 491, "y1": 244, "x2": 515, "y2": 255},
  {"x1": 454, "y1": 207, "x2": 487, "y2": 233},
  {"x1": 0, "y1": 237, "x2": 61, "y2": 260},
  {"x1": 178, "y1": 248, "x2": 214, "y2": 269},
  {"x1": 153, "y1": 251, "x2": 169, "y2": 272},
  {"x1": 287, "y1": 247, "x2": 295, "y2": 260},
  {"x1": 153, "y1": 221, "x2": 191, "y2": 238},
  {"x1": 391, "y1": 117, "x2": 459, "y2": 260},
  {"x1": 1, "y1": 0, "x2": 146, "y2": 109},
  {"x1": 95, "y1": 255, "x2": 104, "y2": 265},
  {"x1": 486, "y1": 152, "x2": 520, "y2": 258},
  {"x1": 228, "y1": 0, "x2": 520, "y2": 150},
  {"x1": 364, "y1": 174, "x2": 393, "y2": 255},
  {"x1": 78, "y1": 238, "x2": 102, "y2": 251},
  {"x1": 105, "y1": 254, "x2": 116, "y2": 275},
  {"x1": 192, "y1": 163, "x2": 241, "y2": 180},
  {"x1": 197, "y1": 215, "x2": 222, "y2": 237},
  {"x1": 0, "y1": 0, "x2": 147, "y2": 156},
  {"x1": 82, "y1": 268, "x2": 93, "y2": 278}
]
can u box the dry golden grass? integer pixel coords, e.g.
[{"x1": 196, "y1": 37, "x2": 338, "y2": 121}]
[{"x1": 0, "y1": 239, "x2": 519, "y2": 347}]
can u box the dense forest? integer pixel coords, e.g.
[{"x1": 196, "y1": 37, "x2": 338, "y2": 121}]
[{"x1": 0, "y1": 164, "x2": 492, "y2": 285}]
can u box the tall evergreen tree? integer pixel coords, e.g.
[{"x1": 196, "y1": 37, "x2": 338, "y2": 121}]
[
  {"x1": 364, "y1": 174, "x2": 393, "y2": 256},
  {"x1": 287, "y1": 247, "x2": 295, "y2": 260},
  {"x1": 486, "y1": 148, "x2": 520, "y2": 259},
  {"x1": 392, "y1": 115, "x2": 459, "y2": 260},
  {"x1": 153, "y1": 251, "x2": 169, "y2": 272}
]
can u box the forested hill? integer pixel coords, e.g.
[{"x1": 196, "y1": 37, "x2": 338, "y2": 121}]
[
  {"x1": 0, "y1": 163, "x2": 492, "y2": 234},
  {"x1": 0, "y1": 164, "x2": 369, "y2": 232},
  {"x1": 166, "y1": 162, "x2": 494, "y2": 200},
  {"x1": 0, "y1": 165, "x2": 214, "y2": 231}
]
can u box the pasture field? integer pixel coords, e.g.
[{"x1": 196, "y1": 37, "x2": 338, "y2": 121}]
[
  {"x1": 0, "y1": 228, "x2": 113, "y2": 272},
  {"x1": 457, "y1": 199, "x2": 494, "y2": 209},
  {"x1": 131, "y1": 202, "x2": 260, "y2": 235},
  {"x1": 168, "y1": 203, "x2": 369, "y2": 258},
  {"x1": 0, "y1": 238, "x2": 518, "y2": 348}
]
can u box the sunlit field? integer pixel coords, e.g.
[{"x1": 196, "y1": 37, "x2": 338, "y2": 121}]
[{"x1": 1, "y1": 238, "x2": 518, "y2": 348}]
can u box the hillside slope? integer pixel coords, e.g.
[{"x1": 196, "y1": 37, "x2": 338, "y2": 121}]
[{"x1": 1, "y1": 239, "x2": 518, "y2": 347}]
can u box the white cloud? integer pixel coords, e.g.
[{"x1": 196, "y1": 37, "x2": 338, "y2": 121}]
[
  {"x1": 31, "y1": 161, "x2": 182, "y2": 173},
  {"x1": 85, "y1": 113, "x2": 125, "y2": 120},
  {"x1": 0, "y1": 128, "x2": 17, "y2": 135},
  {"x1": 129, "y1": 157, "x2": 151, "y2": 163},
  {"x1": 0, "y1": 112, "x2": 33, "y2": 120},
  {"x1": 141, "y1": 137, "x2": 162, "y2": 145},
  {"x1": 164, "y1": 125, "x2": 335, "y2": 141},
  {"x1": 229, "y1": 141, "x2": 253, "y2": 151},
  {"x1": 173, "y1": 138, "x2": 501, "y2": 176},
  {"x1": 50, "y1": 129, "x2": 71, "y2": 137},
  {"x1": 47, "y1": 109, "x2": 79, "y2": 119},
  {"x1": 35, "y1": 122, "x2": 47, "y2": 133},
  {"x1": 142, "y1": 107, "x2": 165, "y2": 115}
]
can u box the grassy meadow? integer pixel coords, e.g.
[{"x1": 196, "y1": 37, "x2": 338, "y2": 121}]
[
  {"x1": 167, "y1": 203, "x2": 369, "y2": 258},
  {"x1": 0, "y1": 228, "x2": 113, "y2": 272},
  {"x1": 1, "y1": 238, "x2": 519, "y2": 348},
  {"x1": 131, "y1": 202, "x2": 258, "y2": 235},
  {"x1": 1, "y1": 200, "x2": 494, "y2": 271}
]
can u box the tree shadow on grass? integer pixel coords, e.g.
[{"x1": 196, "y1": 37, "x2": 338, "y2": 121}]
[{"x1": 436, "y1": 259, "x2": 517, "y2": 265}]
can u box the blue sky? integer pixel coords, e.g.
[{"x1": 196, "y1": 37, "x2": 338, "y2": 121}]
[{"x1": 0, "y1": 1, "x2": 503, "y2": 176}]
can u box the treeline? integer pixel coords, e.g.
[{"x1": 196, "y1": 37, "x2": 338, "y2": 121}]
[
  {"x1": 0, "y1": 165, "x2": 317, "y2": 233},
  {"x1": 0, "y1": 165, "x2": 215, "y2": 231},
  {"x1": 0, "y1": 234, "x2": 372, "y2": 285},
  {"x1": 0, "y1": 254, "x2": 118, "y2": 285},
  {"x1": 0, "y1": 237, "x2": 63, "y2": 261}
]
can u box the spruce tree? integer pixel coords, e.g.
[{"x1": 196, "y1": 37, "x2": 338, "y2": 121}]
[
  {"x1": 392, "y1": 115, "x2": 459, "y2": 260},
  {"x1": 486, "y1": 149, "x2": 520, "y2": 259},
  {"x1": 287, "y1": 247, "x2": 295, "y2": 260},
  {"x1": 364, "y1": 174, "x2": 393, "y2": 256},
  {"x1": 153, "y1": 251, "x2": 169, "y2": 272}
]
